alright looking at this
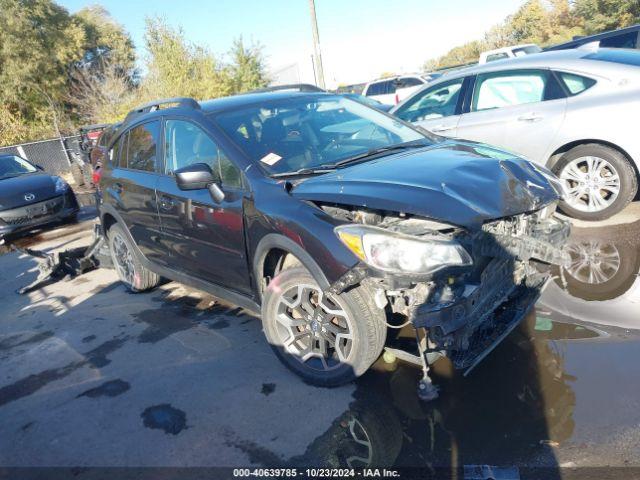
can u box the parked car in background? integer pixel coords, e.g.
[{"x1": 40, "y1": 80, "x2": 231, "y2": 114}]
[
  {"x1": 90, "y1": 123, "x2": 121, "y2": 168},
  {"x1": 98, "y1": 93, "x2": 568, "y2": 396},
  {"x1": 479, "y1": 44, "x2": 542, "y2": 63},
  {"x1": 362, "y1": 73, "x2": 441, "y2": 106},
  {"x1": 89, "y1": 123, "x2": 121, "y2": 188},
  {"x1": 79, "y1": 123, "x2": 110, "y2": 154},
  {"x1": 341, "y1": 93, "x2": 393, "y2": 112},
  {"x1": 392, "y1": 48, "x2": 640, "y2": 221},
  {"x1": 546, "y1": 24, "x2": 640, "y2": 52},
  {"x1": 0, "y1": 154, "x2": 78, "y2": 240}
]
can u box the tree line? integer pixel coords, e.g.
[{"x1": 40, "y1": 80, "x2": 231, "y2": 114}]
[
  {"x1": 424, "y1": 0, "x2": 640, "y2": 71},
  {"x1": 0, "y1": 0, "x2": 268, "y2": 146}
]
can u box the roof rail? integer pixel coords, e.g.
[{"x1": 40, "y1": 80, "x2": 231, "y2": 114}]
[{"x1": 124, "y1": 97, "x2": 201, "y2": 123}]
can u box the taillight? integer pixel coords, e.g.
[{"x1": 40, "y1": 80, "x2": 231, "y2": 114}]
[{"x1": 395, "y1": 93, "x2": 399, "y2": 104}]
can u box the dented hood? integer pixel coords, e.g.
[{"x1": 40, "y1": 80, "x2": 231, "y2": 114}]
[{"x1": 292, "y1": 140, "x2": 562, "y2": 229}]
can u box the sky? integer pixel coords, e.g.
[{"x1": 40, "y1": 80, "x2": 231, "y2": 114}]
[{"x1": 58, "y1": 0, "x2": 525, "y2": 88}]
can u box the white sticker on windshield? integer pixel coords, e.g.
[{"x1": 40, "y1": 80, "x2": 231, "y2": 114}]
[{"x1": 260, "y1": 152, "x2": 282, "y2": 166}]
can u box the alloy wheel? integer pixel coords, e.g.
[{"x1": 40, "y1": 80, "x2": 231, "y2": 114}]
[
  {"x1": 112, "y1": 233, "x2": 136, "y2": 286},
  {"x1": 275, "y1": 284, "x2": 354, "y2": 372},
  {"x1": 559, "y1": 156, "x2": 620, "y2": 213},
  {"x1": 564, "y1": 241, "x2": 621, "y2": 285}
]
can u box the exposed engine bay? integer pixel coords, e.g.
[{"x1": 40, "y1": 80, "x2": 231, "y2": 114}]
[{"x1": 319, "y1": 201, "x2": 570, "y2": 398}]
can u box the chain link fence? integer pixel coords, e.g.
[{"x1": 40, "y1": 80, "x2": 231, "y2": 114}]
[{"x1": 0, "y1": 135, "x2": 87, "y2": 176}]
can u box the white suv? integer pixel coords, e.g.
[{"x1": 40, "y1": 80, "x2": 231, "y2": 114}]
[{"x1": 363, "y1": 74, "x2": 440, "y2": 106}]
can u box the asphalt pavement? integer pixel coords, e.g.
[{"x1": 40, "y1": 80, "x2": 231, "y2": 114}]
[{"x1": 1, "y1": 203, "x2": 640, "y2": 478}]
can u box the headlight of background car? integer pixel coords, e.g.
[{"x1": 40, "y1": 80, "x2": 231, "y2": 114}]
[
  {"x1": 335, "y1": 225, "x2": 472, "y2": 275},
  {"x1": 53, "y1": 176, "x2": 70, "y2": 193}
]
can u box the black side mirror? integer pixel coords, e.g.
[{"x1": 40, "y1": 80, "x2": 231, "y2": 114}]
[
  {"x1": 175, "y1": 163, "x2": 216, "y2": 190},
  {"x1": 174, "y1": 162, "x2": 225, "y2": 203}
]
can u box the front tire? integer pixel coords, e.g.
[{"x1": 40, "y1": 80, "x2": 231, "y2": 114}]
[
  {"x1": 107, "y1": 223, "x2": 160, "y2": 292},
  {"x1": 261, "y1": 267, "x2": 386, "y2": 387},
  {"x1": 554, "y1": 144, "x2": 637, "y2": 221}
]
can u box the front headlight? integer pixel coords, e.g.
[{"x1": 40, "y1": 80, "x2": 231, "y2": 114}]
[
  {"x1": 335, "y1": 224, "x2": 472, "y2": 275},
  {"x1": 53, "y1": 176, "x2": 69, "y2": 193}
]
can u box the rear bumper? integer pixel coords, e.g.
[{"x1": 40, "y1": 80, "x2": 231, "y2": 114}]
[{"x1": 0, "y1": 191, "x2": 79, "y2": 238}]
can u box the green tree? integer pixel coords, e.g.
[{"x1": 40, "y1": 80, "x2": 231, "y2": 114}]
[
  {"x1": 0, "y1": 0, "x2": 137, "y2": 144},
  {"x1": 143, "y1": 17, "x2": 232, "y2": 101},
  {"x1": 574, "y1": 0, "x2": 640, "y2": 34},
  {"x1": 228, "y1": 36, "x2": 268, "y2": 93},
  {"x1": 74, "y1": 5, "x2": 136, "y2": 74},
  {"x1": 0, "y1": 0, "x2": 85, "y2": 136}
]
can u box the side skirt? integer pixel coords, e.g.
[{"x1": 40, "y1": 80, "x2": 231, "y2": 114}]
[{"x1": 144, "y1": 258, "x2": 262, "y2": 316}]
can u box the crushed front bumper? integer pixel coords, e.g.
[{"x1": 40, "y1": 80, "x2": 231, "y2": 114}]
[
  {"x1": 330, "y1": 212, "x2": 570, "y2": 373},
  {"x1": 411, "y1": 215, "x2": 569, "y2": 370}
]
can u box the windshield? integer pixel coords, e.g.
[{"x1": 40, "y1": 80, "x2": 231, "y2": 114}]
[
  {"x1": 0, "y1": 155, "x2": 37, "y2": 179},
  {"x1": 214, "y1": 95, "x2": 430, "y2": 175}
]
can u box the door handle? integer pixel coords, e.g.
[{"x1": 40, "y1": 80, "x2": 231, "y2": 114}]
[
  {"x1": 431, "y1": 125, "x2": 455, "y2": 133},
  {"x1": 517, "y1": 113, "x2": 543, "y2": 122}
]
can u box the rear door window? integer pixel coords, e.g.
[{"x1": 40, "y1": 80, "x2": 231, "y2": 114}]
[
  {"x1": 127, "y1": 121, "x2": 160, "y2": 172},
  {"x1": 472, "y1": 70, "x2": 564, "y2": 111}
]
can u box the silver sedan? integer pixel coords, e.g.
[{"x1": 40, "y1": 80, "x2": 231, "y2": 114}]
[{"x1": 391, "y1": 48, "x2": 640, "y2": 221}]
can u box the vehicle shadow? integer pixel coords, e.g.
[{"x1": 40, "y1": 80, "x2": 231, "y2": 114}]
[
  {"x1": 0, "y1": 217, "x2": 571, "y2": 478},
  {"x1": 286, "y1": 310, "x2": 568, "y2": 479}
]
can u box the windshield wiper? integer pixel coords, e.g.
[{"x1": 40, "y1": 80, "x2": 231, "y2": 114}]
[
  {"x1": 333, "y1": 140, "x2": 431, "y2": 168},
  {"x1": 269, "y1": 140, "x2": 431, "y2": 178},
  {"x1": 270, "y1": 166, "x2": 337, "y2": 178}
]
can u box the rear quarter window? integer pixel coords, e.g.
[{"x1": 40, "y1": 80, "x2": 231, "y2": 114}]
[{"x1": 557, "y1": 72, "x2": 597, "y2": 95}]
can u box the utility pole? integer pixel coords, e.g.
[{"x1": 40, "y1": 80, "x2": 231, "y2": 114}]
[{"x1": 308, "y1": 0, "x2": 326, "y2": 89}]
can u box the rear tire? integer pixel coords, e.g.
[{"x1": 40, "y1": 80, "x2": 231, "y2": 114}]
[
  {"x1": 107, "y1": 223, "x2": 160, "y2": 292},
  {"x1": 554, "y1": 144, "x2": 637, "y2": 221},
  {"x1": 262, "y1": 267, "x2": 386, "y2": 387}
]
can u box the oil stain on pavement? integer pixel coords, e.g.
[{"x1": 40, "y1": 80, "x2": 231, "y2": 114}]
[
  {"x1": 261, "y1": 383, "x2": 276, "y2": 396},
  {"x1": 141, "y1": 404, "x2": 187, "y2": 435}
]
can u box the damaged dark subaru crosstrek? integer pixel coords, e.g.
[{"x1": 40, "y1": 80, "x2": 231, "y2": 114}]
[{"x1": 99, "y1": 92, "x2": 569, "y2": 398}]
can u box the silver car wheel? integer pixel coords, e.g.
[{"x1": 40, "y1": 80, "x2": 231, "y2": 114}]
[
  {"x1": 559, "y1": 156, "x2": 620, "y2": 213},
  {"x1": 111, "y1": 232, "x2": 136, "y2": 286},
  {"x1": 275, "y1": 284, "x2": 354, "y2": 372},
  {"x1": 564, "y1": 241, "x2": 621, "y2": 285}
]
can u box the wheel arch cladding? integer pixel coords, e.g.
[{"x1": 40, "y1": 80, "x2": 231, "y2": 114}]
[{"x1": 253, "y1": 233, "x2": 331, "y2": 300}]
